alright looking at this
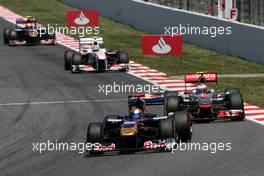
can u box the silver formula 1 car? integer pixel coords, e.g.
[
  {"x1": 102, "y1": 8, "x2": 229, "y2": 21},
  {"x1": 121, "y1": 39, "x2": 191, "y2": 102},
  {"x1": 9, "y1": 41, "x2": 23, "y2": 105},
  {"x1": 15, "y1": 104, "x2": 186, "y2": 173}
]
[
  {"x1": 164, "y1": 72, "x2": 245, "y2": 122},
  {"x1": 64, "y1": 37, "x2": 129, "y2": 73}
]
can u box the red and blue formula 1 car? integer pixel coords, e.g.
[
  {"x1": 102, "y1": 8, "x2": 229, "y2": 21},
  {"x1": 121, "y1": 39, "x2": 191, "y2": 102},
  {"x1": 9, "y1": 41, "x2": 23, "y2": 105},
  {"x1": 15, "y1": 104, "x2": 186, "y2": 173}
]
[
  {"x1": 3, "y1": 16, "x2": 55, "y2": 46},
  {"x1": 86, "y1": 95, "x2": 192, "y2": 154}
]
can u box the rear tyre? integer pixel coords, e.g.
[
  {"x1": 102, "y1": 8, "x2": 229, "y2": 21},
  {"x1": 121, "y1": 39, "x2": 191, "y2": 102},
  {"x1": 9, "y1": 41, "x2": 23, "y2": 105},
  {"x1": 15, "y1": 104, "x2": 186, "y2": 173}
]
[
  {"x1": 8, "y1": 30, "x2": 17, "y2": 47},
  {"x1": 3, "y1": 28, "x2": 10, "y2": 44},
  {"x1": 164, "y1": 96, "x2": 179, "y2": 115},
  {"x1": 159, "y1": 119, "x2": 174, "y2": 139},
  {"x1": 64, "y1": 50, "x2": 74, "y2": 70},
  {"x1": 174, "y1": 111, "x2": 192, "y2": 142}
]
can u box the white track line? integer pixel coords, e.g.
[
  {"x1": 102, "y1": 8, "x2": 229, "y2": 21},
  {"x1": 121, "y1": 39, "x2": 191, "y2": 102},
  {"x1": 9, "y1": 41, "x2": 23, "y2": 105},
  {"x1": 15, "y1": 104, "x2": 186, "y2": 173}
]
[{"x1": 0, "y1": 99, "x2": 127, "y2": 106}]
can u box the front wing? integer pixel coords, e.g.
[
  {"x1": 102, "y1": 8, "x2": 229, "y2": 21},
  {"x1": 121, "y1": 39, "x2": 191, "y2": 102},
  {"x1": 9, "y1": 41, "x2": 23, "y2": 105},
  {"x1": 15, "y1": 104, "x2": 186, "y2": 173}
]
[{"x1": 87, "y1": 138, "x2": 176, "y2": 153}]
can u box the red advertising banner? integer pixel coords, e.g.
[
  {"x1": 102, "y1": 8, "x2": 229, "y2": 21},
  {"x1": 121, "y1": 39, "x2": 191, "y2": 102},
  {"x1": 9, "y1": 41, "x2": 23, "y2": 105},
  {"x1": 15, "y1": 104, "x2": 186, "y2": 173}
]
[
  {"x1": 67, "y1": 10, "x2": 99, "y2": 27},
  {"x1": 142, "y1": 35, "x2": 182, "y2": 56}
]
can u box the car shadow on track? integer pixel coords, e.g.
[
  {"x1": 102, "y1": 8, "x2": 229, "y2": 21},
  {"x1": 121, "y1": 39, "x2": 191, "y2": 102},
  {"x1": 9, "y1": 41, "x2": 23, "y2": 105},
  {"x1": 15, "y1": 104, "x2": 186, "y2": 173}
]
[
  {"x1": 193, "y1": 119, "x2": 245, "y2": 125},
  {"x1": 69, "y1": 70, "x2": 127, "y2": 74},
  {"x1": 84, "y1": 149, "x2": 169, "y2": 158}
]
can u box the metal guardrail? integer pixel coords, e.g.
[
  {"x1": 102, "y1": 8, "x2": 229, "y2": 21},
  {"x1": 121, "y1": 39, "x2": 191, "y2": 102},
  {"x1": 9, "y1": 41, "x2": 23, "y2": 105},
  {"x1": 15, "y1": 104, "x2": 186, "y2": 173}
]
[
  {"x1": 145, "y1": 0, "x2": 264, "y2": 26},
  {"x1": 61, "y1": 0, "x2": 264, "y2": 64}
]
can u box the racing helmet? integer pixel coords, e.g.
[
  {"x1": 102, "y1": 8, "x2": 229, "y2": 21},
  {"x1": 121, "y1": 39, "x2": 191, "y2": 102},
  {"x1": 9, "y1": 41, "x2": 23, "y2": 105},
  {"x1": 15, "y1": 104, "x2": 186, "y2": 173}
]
[
  {"x1": 26, "y1": 22, "x2": 32, "y2": 28},
  {"x1": 130, "y1": 108, "x2": 143, "y2": 120},
  {"x1": 92, "y1": 41, "x2": 100, "y2": 51},
  {"x1": 197, "y1": 83, "x2": 208, "y2": 94}
]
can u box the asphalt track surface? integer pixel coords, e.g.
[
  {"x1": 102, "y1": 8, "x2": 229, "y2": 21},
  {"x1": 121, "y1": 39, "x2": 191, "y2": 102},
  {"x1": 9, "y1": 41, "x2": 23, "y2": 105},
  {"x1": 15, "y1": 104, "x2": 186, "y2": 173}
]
[{"x1": 0, "y1": 17, "x2": 263, "y2": 176}]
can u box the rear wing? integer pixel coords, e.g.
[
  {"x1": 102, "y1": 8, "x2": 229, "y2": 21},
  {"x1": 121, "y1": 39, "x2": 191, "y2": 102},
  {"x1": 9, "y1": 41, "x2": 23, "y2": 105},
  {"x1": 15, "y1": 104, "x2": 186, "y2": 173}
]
[
  {"x1": 16, "y1": 17, "x2": 36, "y2": 23},
  {"x1": 128, "y1": 93, "x2": 164, "y2": 106},
  {"x1": 184, "y1": 72, "x2": 218, "y2": 90},
  {"x1": 79, "y1": 37, "x2": 104, "y2": 44},
  {"x1": 15, "y1": 17, "x2": 36, "y2": 29},
  {"x1": 79, "y1": 37, "x2": 104, "y2": 52}
]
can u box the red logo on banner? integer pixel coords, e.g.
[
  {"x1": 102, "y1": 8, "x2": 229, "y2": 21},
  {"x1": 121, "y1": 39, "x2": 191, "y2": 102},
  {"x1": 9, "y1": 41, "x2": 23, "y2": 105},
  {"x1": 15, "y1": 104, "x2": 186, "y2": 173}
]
[
  {"x1": 142, "y1": 35, "x2": 182, "y2": 56},
  {"x1": 67, "y1": 10, "x2": 99, "y2": 26}
]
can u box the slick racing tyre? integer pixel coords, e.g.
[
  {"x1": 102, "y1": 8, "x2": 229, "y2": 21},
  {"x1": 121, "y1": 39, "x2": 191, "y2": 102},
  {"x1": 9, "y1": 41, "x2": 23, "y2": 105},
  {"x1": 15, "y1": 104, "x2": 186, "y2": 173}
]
[
  {"x1": 165, "y1": 96, "x2": 180, "y2": 115},
  {"x1": 71, "y1": 53, "x2": 82, "y2": 73},
  {"x1": 8, "y1": 30, "x2": 17, "y2": 47},
  {"x1": 86, "y1": 123, "x2": 104, "y2": 155},
  {"x1": 229, "y1": 93, "x2": 243, "y2": 109},
  {"x1": 225, "y1": 88, "x2": 240, "y2": 94},
  {"x1": 159, "y1": 119, "x2": 174, "y2": 139},
  {"x1": 86, "y1": 123, "x2": 103, "y2": 143},
  {"x1": 3, "y1": 28, "x2": 10, "y2": 44},
  {"x1": 117, "y1": 51, "x2": 129, "y2": 64},
  {"x1": 72, "y1": 53, "x2": 82, "y2": 65},
  {"x1": 174, "y1": 111, "x2": 192, "y2": 142},
  {"x1": 228, "y1": 93, "x2": 245, "y2": 121},
  {"x1": 64, "y1": 50, "x2": 74, "y2": 70}
]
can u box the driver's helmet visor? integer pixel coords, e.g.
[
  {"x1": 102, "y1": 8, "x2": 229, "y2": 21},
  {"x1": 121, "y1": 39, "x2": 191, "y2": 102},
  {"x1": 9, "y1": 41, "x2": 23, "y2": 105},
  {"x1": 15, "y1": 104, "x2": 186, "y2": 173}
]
[
  {"x1": 197, "y1": 89, "x2": 207, "y2": 94},
  {"x1": 130, "y1": 108, "x2": 142, "y2": 120},
  {"x1": 131, "y1": 113, "x2": 141, "y2": 120}
]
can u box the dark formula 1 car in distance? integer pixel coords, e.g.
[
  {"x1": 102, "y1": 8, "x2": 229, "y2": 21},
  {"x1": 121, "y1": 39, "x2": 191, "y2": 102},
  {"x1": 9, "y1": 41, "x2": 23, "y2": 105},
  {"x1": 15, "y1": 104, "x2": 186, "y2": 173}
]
[
  {"x1": 3, "y1": 16, "x2": 55, "y2": 46},
  {"x1": 86, "y1": 95, "x2": 192, "y2": 154},
  {"x1": 64, "y1": 37, "x2": 129, "y2": 73},
  {"x1": 164, "y1": 72, "x2": 245, "y2": 122}
]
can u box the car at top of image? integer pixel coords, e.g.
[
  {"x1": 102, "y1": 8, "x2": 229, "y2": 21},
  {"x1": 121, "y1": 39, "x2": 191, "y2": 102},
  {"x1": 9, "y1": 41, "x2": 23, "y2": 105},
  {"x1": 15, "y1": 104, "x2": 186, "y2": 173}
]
[
  {"x1": 164, "y1": 72, "x2": 245, "y2": 122},
  {"x1": 86, "y1": 95, "x2": 192, "y2": 155},
  {"x1": 64, "y1": 37, "x2": 129, "y2": 73},
  {"x1": 3, "y1": 16, "x2": 56, "y2": 46}
]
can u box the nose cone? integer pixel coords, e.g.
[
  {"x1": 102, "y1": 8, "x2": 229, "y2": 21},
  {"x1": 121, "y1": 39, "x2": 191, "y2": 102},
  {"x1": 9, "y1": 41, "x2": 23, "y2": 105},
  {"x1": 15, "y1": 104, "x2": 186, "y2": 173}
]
[{"x1": 120, "y1": 128, "x2": 137, "y2": 136}]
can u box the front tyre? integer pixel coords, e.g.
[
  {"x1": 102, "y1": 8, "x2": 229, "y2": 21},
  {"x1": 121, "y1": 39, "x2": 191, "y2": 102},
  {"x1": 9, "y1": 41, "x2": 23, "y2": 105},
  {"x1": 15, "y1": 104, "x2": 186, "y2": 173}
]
[
  {"x1": 8, "y1": 30, "x2": 17, "y2": 47},
  {"x1": 118, "y1": 51, "x2": 129, "y2": 64},
  {"x1": 164, "y1": 96, "x2": 180, "y2": 115},
  {"x1": 64, "y1": 50, "x2": 74, "y2": 70},
  {"x1": 228, "y1": 93, "x2": 245, "y2": 121},
  {"x1": 174, "y1": 111, "x2": 192, "y2": 142},
  {"x1": 86, "y1": 123, "x2": 103, "y2": 155},
  {"x1": 86, "y1": 122, "x2": 103, "y2": 143},
  {"x1": 159, "y1": 119, "x2": 174, "y2": 139},
  {"x1": 71, "y1": 53, "x2": 82, "y2": 73},
  {"x1": 3, "y1": 28, "x2": 10, "y2": 44}
]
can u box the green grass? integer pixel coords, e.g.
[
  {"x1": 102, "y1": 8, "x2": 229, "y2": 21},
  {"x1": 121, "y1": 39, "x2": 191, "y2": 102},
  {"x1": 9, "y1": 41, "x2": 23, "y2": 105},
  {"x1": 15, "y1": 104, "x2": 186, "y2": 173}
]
[
  {"x1": 218, "y1": 78, "x2": 264, "y2": 107},
  {"x1": 0, "y1": 0, "x2": 264, "y2": 107}
]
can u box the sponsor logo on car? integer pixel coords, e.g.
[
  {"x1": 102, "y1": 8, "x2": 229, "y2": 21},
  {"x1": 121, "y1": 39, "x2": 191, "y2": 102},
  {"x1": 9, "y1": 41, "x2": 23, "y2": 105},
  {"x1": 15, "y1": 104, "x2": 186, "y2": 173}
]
[{"x1": 185, "y1": 72, "x2": 217, "y2": 83}]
